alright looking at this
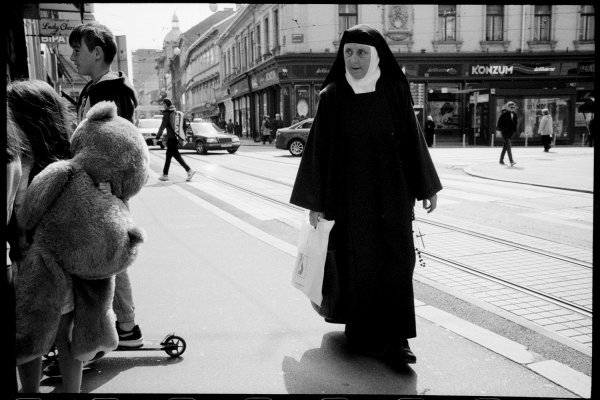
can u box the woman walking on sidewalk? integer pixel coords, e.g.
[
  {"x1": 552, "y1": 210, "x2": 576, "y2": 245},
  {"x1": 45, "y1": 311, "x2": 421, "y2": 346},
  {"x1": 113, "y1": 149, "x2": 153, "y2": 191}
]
[
  {"x1": 156, "y1": 98, "x2": 196, "y2": 182},
  {"x1": 538, "y1": 108, "x2": 553, "y2": 152}
]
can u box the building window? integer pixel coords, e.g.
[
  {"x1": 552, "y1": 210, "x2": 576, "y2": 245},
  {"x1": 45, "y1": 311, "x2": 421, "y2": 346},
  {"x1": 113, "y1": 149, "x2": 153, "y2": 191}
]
[
  {"x1": 485, "y1": 5, "x2": 503, "y2": 41},
  {"x1": 250, "y1": 30, "x2": 255, "y2": 63},
  {"x1": 579, "y1": 5, "x2": 594, "y2": 41},
  {"x1": 533, "y1": 5, "x2": 552, "y2": 41},
  {"x1": 273, "y1": 9, "x2": 280, "y2": 47},
  {"x1": 339, "y1": 4, "x2": 358, "y2": 36},
  {"x1": 256, "y1": 24, "x2": 261, "y2": 58},
  {"x1": 264, "y1": 17, "x2": 270, "y2": 53},
  {"x1": 438, "y1": 4, "x2": 456, "y2": 41},
  {"x1": 243, "y1": 36, "x2": 248, "y2": 68}
]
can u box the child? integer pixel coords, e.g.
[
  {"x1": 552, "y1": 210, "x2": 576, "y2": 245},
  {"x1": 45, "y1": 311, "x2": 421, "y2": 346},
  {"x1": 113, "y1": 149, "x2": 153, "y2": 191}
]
[{"x1": 7, "y1": 79, "x2": 79, "y2": 392}]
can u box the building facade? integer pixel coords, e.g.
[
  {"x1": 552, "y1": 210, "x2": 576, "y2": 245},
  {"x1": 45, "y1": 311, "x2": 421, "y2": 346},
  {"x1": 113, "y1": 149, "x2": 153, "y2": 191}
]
[
  {"x1": 132, "y1": 49, "x2": 164, "y2": 119},
  {"x1": 176, "y1": 4, "x2": 594, "y2": 145}
]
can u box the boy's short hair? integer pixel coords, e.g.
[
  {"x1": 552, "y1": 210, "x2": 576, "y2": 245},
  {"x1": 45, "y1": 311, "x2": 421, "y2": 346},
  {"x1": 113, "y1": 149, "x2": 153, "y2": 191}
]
[
  {"x1": 69, "y1": 21, "x2": 117, "y2": 64},
  {"x1": 163, "y1": 98, "x2": 172, "y2": 107}
]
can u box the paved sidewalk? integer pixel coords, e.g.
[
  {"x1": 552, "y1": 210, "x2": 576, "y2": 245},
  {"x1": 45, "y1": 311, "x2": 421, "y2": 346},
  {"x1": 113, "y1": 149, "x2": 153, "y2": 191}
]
[{"x1": 463, "y1": 146, "x2": 594, "y2": 193}]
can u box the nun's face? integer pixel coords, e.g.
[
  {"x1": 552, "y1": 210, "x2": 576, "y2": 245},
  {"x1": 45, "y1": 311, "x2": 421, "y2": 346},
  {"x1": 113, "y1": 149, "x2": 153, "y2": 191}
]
[{"x1": 343, "y1": 43, "x2": 371, "y2": 80}]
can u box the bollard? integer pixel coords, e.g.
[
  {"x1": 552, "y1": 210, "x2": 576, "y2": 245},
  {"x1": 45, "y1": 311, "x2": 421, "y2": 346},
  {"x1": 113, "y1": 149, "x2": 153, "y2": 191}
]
[
  {"x1": 525, "y1": 136, "x2": 528, "y2": 147},
  {"x1": 433, "y1": 134, "x2": 436, "y2": 148},
  {"x1": 462, "y1": 134, "x2": 466, "y2": 148}
]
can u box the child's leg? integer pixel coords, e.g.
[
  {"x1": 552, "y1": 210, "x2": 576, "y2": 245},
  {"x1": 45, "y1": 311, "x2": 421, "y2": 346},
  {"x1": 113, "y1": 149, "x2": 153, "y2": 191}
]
[
  {"x1": 17, "y1": 357, "x2": 41, "y2": 393},
  {"x1": 55, "y1": 311, "x2": 82, "y2": 393}
]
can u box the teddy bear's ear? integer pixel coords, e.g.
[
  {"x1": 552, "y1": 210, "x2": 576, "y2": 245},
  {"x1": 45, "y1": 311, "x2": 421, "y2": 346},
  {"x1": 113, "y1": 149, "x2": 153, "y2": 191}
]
[{"x1": 18, "y1": 160, "x2": 75, "y2": 230}]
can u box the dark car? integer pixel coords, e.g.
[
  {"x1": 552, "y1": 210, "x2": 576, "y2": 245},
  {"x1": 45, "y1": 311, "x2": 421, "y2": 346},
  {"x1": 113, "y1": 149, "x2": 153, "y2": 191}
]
[
  {"x1": 156, "y1": 121, "x2": 240, "y2": 154},
  {"x1": 274, "y1": 118, "x2": 313, "y2": 156}
]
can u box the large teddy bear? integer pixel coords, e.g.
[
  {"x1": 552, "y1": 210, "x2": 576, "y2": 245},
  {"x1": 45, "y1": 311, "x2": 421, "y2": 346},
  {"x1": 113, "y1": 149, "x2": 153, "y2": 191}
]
[{"x1": 15, "y1": 101, "x2": 149, "y2": 365}]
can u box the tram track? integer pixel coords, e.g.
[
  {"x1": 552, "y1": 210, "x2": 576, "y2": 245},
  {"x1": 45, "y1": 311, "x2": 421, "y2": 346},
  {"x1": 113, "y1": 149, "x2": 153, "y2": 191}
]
[{"x1": 169, "y1": 154, "x2": 593, "y2": 318}]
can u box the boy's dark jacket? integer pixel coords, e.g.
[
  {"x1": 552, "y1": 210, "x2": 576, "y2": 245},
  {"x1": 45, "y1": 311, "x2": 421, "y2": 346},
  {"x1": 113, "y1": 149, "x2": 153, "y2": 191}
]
[{"x1": 77, "y1": 71, "x2": 138, "y2": 123}]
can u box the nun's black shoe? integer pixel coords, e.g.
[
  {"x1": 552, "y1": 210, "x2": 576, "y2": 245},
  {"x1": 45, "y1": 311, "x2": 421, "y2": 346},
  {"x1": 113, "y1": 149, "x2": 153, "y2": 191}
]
[{"x1": 384, "y1": 340, "x2": 417, "y2": 364}]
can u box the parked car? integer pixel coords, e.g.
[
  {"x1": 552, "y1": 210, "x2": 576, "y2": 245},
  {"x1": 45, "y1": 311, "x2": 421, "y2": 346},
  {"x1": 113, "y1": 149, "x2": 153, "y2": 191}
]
[
  {"x1": 275, "y1": 118, "x2": 314, "y2": 156},
  {"x1": 155, "y1": 121, "x2": 240, "y2": 154},
  {"x1": 136, "y1": 118, "x2": 163, "y2": 146}
]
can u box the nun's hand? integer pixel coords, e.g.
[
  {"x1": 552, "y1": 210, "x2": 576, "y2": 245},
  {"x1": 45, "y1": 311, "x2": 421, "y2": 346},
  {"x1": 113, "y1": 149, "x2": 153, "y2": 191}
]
[
  {"x1": 309, "y1": 210, "x2": 324, "y2": 228},
  {"x1": 423, "y1": 194, "x2": 437, "y2": 213}
]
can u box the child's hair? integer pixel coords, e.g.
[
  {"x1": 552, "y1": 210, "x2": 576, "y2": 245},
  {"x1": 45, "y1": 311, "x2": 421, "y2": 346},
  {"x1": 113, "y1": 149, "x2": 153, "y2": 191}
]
[
  {"x1": 69, "y1": 21, "x2": 117, "y2": 64},
  {"x1": 6, "y1": 106, "x2": 26, "y2": 164},
  {"x1": 7, "y1": 80, "x2": 73, "y2": 179}
]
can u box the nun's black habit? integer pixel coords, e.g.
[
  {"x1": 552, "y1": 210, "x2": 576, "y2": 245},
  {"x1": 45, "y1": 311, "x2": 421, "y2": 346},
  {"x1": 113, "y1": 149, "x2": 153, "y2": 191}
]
[{"x1": 290, "y1": 25, "x2": 442, "y2": 349}]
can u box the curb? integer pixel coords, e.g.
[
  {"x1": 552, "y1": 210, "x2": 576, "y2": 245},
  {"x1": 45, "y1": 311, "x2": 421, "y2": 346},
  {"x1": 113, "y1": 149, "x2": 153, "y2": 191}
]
[{"x1": 463, "y1": 166, "x2": 593, "y2": 194}]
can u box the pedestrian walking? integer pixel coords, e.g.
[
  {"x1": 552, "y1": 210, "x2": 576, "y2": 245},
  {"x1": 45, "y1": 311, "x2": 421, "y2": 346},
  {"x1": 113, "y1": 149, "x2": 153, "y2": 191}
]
[
  {"x1": 538, "y1": 108, "x2": 553, "y2": 152},
  {"x1": 261, "y1": 115, "x2": 272, "y2": 144},
  {"x1": 497, "y1": 101, "x2": 518, "y2": 166},
  {"x1": 271, "y1": 113, "x2": 283, "y2": 141},
  {"x1": 226, "y1": 119, "x2": 234, "y2": 134},
  {"x1": 7, "y1": 79, "x2": 78, "y2": 393},
  {"x1": 155, "y1": 98, "x2": 196, "y2": 182},
  {"x1": 234, "y1": 121, "x2": 242, "y2": 137},
  {"x1": 65, "y1": 22, "x2": 145, "y2": 370},
  {"x1": 290, "y1": 24, "x2": 442, "y2": 366},
  {"x1": 424, "y1": 115, "x2": 435, "y2": 147},
  {"x1": 586, "y1": 116, "x2": 595, "y2": 147}
]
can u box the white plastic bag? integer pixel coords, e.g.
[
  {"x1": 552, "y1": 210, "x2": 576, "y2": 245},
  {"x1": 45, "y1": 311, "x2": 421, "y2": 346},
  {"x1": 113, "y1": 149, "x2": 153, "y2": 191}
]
[{"x1": 291, "y1": 217, "x2": 335, "y2": 306}]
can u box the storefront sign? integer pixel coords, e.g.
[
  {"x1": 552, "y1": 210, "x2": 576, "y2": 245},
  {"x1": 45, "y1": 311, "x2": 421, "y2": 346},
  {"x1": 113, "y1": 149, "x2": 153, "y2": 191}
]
[
  {"x1": 39, "y1": 18, "x2": 80, "y2": 37},
  {"x1": 291, "y1": 34, "x2": 304, "y2": 43},
  {"x1": 250, "y1": 68, "x2": 279, "y2": 90},
  {"x1": 230, "y1": 78, "x2": 249, "y2": 97},
  {"x1": 470, "y1": 63, "x2": 559, "y2": 76},
  {"x1": 419, "y1": 64, "x2": 460, "y2": 77},
  {"x1": 286, "y1": 65, "x2": 331, "y2": 80},
  {"x1": 40, "y1": 36, "x2": 67, "y2": 44}
]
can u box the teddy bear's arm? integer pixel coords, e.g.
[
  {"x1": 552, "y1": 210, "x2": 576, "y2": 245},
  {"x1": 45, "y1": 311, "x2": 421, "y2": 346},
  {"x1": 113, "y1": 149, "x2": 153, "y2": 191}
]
[{"x1": 18, "y1": 160, "x2": 76, "y2": 231}]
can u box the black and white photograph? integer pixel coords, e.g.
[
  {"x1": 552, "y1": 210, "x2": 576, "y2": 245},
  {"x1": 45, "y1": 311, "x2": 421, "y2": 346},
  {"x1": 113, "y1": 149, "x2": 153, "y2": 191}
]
[{"x1": 5, "y1": 3, "x2": 594, "y2": 399}]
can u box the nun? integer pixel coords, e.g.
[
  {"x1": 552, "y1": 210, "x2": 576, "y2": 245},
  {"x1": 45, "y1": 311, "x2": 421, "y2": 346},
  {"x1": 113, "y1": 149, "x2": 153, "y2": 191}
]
[{"x1": 290, "y1": 24, "x2": 442, "y2": 364}]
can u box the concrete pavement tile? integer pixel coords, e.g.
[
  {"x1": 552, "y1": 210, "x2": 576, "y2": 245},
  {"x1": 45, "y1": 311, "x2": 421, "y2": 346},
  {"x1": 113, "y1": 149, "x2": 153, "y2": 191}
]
[
  {"x1": 527, "y1": 360, "x2": 591, "y2": 398},
  {"x1": 416, "y1": 305, "x2": 537, "y2": 364}
]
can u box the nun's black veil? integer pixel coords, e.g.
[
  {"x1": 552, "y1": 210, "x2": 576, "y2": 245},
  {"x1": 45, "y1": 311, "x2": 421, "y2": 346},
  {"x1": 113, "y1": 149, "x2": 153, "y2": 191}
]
[{"x1": 321, "y1": 24, "x2": 413, "y2": 104}]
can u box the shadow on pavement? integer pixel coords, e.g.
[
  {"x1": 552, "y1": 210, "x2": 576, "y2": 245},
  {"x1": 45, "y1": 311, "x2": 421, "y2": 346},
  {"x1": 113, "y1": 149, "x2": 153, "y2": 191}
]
[
  {"x1": 282, "y1": 331, "x2": 418, "y2": 395},
  {"x1": 40, "y1": 355, "x2": 184, "y2": 393}
]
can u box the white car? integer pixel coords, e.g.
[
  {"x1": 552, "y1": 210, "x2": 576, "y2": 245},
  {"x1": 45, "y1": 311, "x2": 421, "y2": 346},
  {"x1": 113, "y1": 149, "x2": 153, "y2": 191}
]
[{"x1": 136, "y1": 118, "x2": 163, "y2": 145}]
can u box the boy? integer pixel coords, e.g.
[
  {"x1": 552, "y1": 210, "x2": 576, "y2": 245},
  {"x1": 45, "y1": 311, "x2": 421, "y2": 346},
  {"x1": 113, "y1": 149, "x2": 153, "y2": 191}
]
[{"x1": 44, "y1": 21, "x2": 144, "y2": 378}]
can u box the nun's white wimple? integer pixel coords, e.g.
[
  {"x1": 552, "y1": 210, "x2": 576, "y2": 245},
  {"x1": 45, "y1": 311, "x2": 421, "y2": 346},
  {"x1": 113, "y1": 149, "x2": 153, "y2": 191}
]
[{"x1": 345, "y1": 44, "x2": 380, "y2": 94}]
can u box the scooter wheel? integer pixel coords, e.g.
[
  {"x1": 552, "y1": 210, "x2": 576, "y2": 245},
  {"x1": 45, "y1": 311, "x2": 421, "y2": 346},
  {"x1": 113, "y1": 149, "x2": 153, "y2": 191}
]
[{"x1": 164, "y1": 335, "x2": 186, "y2": 357}]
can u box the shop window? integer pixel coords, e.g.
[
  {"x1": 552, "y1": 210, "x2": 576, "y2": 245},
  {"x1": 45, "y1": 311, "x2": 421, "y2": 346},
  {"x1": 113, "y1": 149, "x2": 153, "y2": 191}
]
[
  {"x1": 485, "y1": 5, "x2": 503, "y2": 41},
  {"x1": 427, "y1": 84, "x2": 461, "y2": 133},
  {"x1": 437, "y1": 4, "x2": 456, "y2": 41},
  {"x1": 495, "y1": 96, "x2": 571, "y2": 141},
  {"x1": 533, "y1": 5, "x2": 552, "y2": 41},
  {"x1": 579, "y1": 5, "x2": 594, "y2": 41},
  {"x1": 339, "y1": 4, "x2": 358, "y2": 37}
]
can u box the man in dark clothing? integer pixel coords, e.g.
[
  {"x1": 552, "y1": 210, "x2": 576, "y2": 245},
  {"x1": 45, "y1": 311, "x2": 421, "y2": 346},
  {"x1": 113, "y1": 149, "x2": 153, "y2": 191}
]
[
  {"x1": 155, "y1": 98, "x2": 196, "y2": 182},
  {"x1": 226, "y1": 119, "x2": 234, "y2": 134},
  {"x1": 424, "y1": 115, "x2": 435, "y2": 147},
  {"x1": 234, "y1": 121, "x2": 242, "y2": 137},
  {"x1": 497, "y1": 101, "x2": 518, "y2": 166},
  {"x1": 271, "y1": 113, "x2": 284, "y2": 141}
]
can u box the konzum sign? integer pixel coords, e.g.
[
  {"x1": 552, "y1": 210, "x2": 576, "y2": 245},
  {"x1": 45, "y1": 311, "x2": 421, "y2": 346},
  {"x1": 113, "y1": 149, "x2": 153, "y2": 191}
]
[{"x1": 471, "y1": 64, "x2": 514, "y2": 75}]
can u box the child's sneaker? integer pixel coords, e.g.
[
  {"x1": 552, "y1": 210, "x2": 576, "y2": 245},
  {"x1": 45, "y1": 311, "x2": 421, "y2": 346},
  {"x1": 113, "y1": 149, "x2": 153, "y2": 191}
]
[
  {"x1": 186, "y1": 169, "x2": 197, "y2": 182},
  {"x1": 158, "y1": 174, "x2": 169, "y2": 181},
  {"x1": 116, "y1": 323, "x2": 144, "y2": 348}
]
